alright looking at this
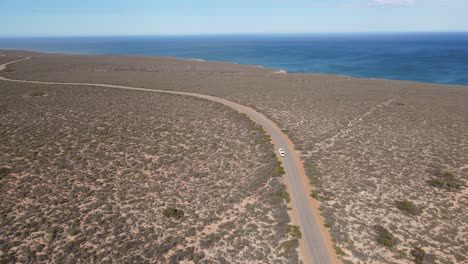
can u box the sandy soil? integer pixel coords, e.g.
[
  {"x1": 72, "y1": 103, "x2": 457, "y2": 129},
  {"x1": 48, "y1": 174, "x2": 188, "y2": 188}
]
[
  {"x1": 1, "y1": 50, "x2": 467, "y2": 263},
  {"x1": 0, "y1": 81, "x2": 299, "y2": 263}
]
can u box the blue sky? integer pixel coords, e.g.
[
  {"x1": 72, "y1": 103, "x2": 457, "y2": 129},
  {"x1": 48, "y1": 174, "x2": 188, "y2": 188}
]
[{"x1": 1, "y1": 0, "x2": 467, "y2": 36}]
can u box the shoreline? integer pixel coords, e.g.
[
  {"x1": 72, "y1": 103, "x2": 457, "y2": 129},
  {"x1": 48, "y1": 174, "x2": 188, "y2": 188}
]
[
  {"x1": 1, "y1": 49, "x2": 466, "y2": 264},
  {"x1": 1, "y1": 48, "x2": 467, "y2": 87}
]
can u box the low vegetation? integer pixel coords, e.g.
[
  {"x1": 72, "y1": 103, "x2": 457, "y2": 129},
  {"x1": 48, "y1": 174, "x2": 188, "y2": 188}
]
[
  {"x1": 28, "y1": 91, "x2": 46, "y2": 97},
  {"x1": 304, "y1": 162, "x2": 322, "y2": 188},
  {"x1": 272, "y1": 190, "x2": 291, "y2": 203},
  {"x1": 0, "y1": 166, "x2": 11, "y2": 179},
  {"x1": 427, "y1": 170, "x2": 463, "y2": 191},
  {"x1": 374, "y1": 225, "x2": 396, "y2": 248},
  {"x1": 410, "y1": 246, "x2": 425, "y2": 264},
  {"x1": 287, "y1": 225, "x2": 302, "y2": 239},
  {"x1": 4, "y1": 51, "x2": 466, "y2": 263},
  {"x1": 334, "y1": 245, "x2": 346, "y2": 256},
  {"x1": 0, "y1": 82, "x2": 298, "y2": 263},
  {"x1": 2, "y1": 67, "x2": 15, "y2": 73},
  {"x1": 310, "y1": 191, "x2": 318, "y2": 200},
  {"x1": 278, "y1": 239, "x2": 299, "y2": 256},
  {"x1": 162, "y1": 208, "x2": 184, "y2": 219},
  {"x1": 274, "y1": 161, "x2": 286, "y2": 177},
  {"x1": 395, "y1": 199, "x2": 420, "y2": 215}
]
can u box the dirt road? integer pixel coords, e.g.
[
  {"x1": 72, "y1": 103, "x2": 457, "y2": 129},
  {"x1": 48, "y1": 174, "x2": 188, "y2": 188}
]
[{"x1": 0, "y1": 57, "x2": 339, "y2": 264}]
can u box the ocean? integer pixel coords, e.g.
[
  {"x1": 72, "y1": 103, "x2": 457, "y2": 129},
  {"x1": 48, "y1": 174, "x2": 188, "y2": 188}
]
[{"x1": 1, "y1": 33, "x2": 468, "y2": 86}]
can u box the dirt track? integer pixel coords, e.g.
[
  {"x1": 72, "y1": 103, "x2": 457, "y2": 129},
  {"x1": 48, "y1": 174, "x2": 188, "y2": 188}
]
[{"x1": 0, "y1": 57, "x2": 339, "y2": 264}]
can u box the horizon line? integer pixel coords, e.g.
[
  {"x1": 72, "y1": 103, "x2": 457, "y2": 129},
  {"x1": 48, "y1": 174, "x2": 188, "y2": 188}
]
[{"x1": 1, "y1": 31, "x2": 468, "y2": 38}]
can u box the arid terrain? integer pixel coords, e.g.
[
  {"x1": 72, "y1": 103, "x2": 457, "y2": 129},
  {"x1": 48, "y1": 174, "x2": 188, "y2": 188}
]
[
  {"x1": 1, "y1": 50, "x2": 467, "y2": 263},
  {"x1": 0, "y1": 80, "x2": 299, "y2": 263}
]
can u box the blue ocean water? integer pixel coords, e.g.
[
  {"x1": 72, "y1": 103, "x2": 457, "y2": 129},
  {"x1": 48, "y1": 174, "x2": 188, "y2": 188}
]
[{"x1": 1, "y1": 33, "x2": 468, "y2": 86}]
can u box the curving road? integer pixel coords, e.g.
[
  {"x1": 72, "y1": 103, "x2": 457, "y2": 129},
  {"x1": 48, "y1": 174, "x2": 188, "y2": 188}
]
[{"x1": 0, "y1": 57, "x2": 338, "y2": 264}]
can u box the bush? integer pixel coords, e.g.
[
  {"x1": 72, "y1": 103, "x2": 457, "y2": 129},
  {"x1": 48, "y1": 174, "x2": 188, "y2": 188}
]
[
  {"x1": 29, "y1": 92, "x2": 46, "y2": 97},
  {"x1": 46, "y1": 227, "x2": 59, "y2": 243},
  {"x1": 310, "y1": 191, "x2": 318, "y2": 200},
  {"x1": 155, "y1": 236, "x2": 184, "y2": 257},
  {"x1": 304, "y1": 162, "x2": 322, "y2": 188},
  {"x1": 287, "y1": 225, "x2": 302, "y2": 239},
  {"x1": 163, "y1": 208, "x2": 184, "y2": 219},
  {"x1": 200, "y1": 233, "x2": 221, "y2": 249},
  {"x1": 427, "y1": 171, "x2": 463, "y2": 191},
  {"x1": 258, "y1": 134, "x2": 271, "y2": 144},
  {"x1": 278, "y1": 239, "x2": 299, "y2": 252},
  {"x1": 395, "y1": 199, "x2": 419, "y2": 215},
  {"x1": 334, "y1": 245, "x2": 346, "y2": 256},
  {"x1": 63, "y1": 241, "x2": 79, "y2": 254},
  {"x1": 169, "y1": 247, "x2": 195, "y2": 263},
  {"x1": 374, "y1": 225, "x2": 396, "y2": 248},
  {"x1": 273, "y1": 161, "x2": 286, "y2": 177},
  {"x1": 277, "y1": 165, "x2": 285, "y2": 176},
  {"x1": 273, "y1": 190, "x2": 290, "y2": 203},
  {"x1": 0, "y1": 166, "x2": 11, "y2": 179},
  {"x1": 410, "y1": 246, "x2": 425, "y2": 264},
  {"x1": 67, "y1": 228, "x2": 80, "y2": 236}
]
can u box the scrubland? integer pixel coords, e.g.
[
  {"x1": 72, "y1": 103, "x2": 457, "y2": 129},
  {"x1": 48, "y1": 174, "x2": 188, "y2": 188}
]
[
  {"x1": 1, "y1": 50, "x2": 467, "y2": 263},
  {"x1": 0, "y1": 81, "x2": 297, "y2": 263}
]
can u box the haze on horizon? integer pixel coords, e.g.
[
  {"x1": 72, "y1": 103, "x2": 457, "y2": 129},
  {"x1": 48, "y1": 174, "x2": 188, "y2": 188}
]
[{"x1": 1, "y1": 0, "x2": 468, "y2": 37}]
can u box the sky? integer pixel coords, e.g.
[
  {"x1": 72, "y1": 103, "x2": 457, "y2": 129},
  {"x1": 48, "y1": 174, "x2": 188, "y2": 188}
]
[{"x1": 1, "y1": 0, "x2": 468, "y2": 36}]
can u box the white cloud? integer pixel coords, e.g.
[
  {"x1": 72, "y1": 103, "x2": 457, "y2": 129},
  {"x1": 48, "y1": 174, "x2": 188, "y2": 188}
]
[{"x1": 371, "y1": 0, "x2": 416, "y2": 5}]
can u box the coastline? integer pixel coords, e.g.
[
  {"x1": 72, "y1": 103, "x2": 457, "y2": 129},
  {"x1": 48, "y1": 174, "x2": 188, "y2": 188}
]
[
  {"x1": 1, "y1": 49, "x2": 466, "y2": 263},
  {"x1": 1, "y1": 48, "x2": 467, "y2": 88},
  {"x1": 0, "y1": 54, "x2": 335, "y2": 263}
]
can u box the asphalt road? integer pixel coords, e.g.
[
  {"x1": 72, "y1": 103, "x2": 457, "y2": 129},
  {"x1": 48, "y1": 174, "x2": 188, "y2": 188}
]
[{"x1": 0, "y1": 57, "x2": 337, "y2": 263}]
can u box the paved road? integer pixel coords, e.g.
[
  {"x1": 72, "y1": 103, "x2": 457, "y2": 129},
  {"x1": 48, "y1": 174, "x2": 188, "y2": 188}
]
[{"x1": 0, "y1": 57, "x2": 337, "y2": 264}]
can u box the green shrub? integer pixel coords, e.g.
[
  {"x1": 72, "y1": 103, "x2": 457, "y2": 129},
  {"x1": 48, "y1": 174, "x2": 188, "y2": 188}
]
[
  {"x1": 278, "y1": 239, "x2": 299, "y2": 252},
  {"x1": 304, "y1": 162, "x2": 322, "y2": 188},
  {"x1": 310, "y1": 191, "x2": 318, "y2": 199},
  {"x1": 258, "y1": 134, "x2": 271, "y2": 144},
  {"x1": 287, "y1": 225, "x2": 302, "y2": 239},
  {"x1": 46, "y1": 227, "x2": 59, "y2": 243},
  {"x1": 395, "y1": 199, "x2": 419, "y2": 215},
  {"x1": 192, "y1": 252, "x2": 205, "y2": 263},
  {"x1": 410, "y1": 246, "x2": 425, "y2": 264},
  {"x1": 334, "y1": 245, "x2": 346, "y2": 256},
  {"x1": 374, "y1": 225, "x2": 396, "y2": 248},
  {"x1": 273, "y1": 190, "x2": 290, "y2": 203},
  {"x1": 67, "y1": 228, "x2": 80, "y2": 236},
  {"x1": 29, "y1": 92, "x2": 46, "y2": 97},
  {"x1": 396, "y1": 249, "x2": 407, "y2": 259},
  {"x1": 454, "y1": 253, "x2": 466, "y2": 262},
  {"x1": 0, "y1": 166, "x2": 11, "y2": 179},
  {"x1": 272, "y1": 161, "x2": 286, "y2": 177},
  {"x1": 427, "y1": 171, "x2": 463, "y2": 191},
  {"x1": 63, "y1": 241, "x2": 78, "y2": 254},
  {"x1": 277, "y1": 165, "x2": 285, "y2": 176},
  {"x1": 156, "y1": 236, "x2": 184, "y2": 256},
  {"x1": 163, "y1": 208, "x2": 184, "y2": 219}
]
